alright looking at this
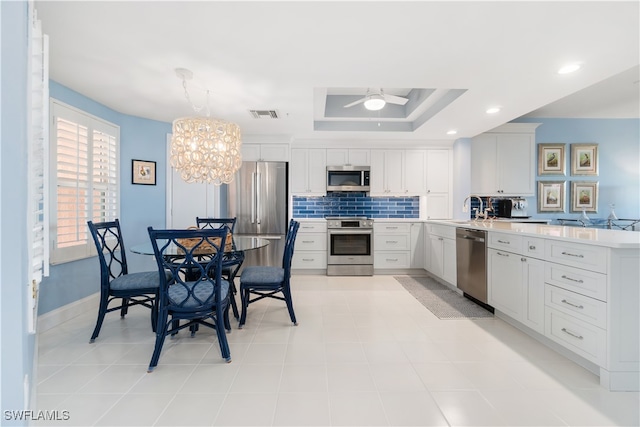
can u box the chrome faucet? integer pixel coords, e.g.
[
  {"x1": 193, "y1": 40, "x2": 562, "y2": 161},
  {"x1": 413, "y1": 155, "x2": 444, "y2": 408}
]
[{"x1": 463, "y1": 195, "x2": 484, "y2": 220}]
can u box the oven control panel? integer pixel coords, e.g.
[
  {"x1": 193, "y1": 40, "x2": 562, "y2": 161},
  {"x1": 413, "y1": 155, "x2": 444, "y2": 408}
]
[{"x1": 326, "y1": 217, "x2": 374, "y2": 229}]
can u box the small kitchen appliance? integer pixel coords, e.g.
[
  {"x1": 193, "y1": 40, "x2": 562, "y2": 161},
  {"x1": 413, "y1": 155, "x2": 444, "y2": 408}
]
[{"x1": 497, "y1": 198, "x2": 529, "y2": 218}]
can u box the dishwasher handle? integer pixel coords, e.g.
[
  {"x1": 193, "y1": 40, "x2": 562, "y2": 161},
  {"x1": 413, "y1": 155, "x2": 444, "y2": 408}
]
[{"x1": 458, "y1": 234, "x2": 485, "y2": 243}]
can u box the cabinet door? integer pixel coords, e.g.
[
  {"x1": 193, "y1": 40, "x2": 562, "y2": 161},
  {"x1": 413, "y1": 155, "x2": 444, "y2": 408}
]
[
  {"x1": 488, "y1": 248, "x2": 522, "y2": 319},
  {"x1": 410, "y1": 222, "x2": 424, "y2": 268},
  {"x1": 522, "y1": 256, "x2": 544, "y2": 334},
  {"x1": 348, "y1": 149, "x2": 370, "y2": 166},
  {"x1": 325, "y1": 149, "x2": 348, "y2": 167},
  {"x1": 242, "y1": 144, "x2": 262, "y2": 162},
  {"x1": 369, "y1": 150, "x2": 386, "y2": 195},
  {"x1": 404, "y1": 149, "x2": 427, "y2": 195},
  {"x1": 442, "y1": 237, "x2": 456, "y2": 285},
  {"x1": 470, "y1": 134, "x2": 498, "y2": 195},
  {"x1": 425, "y1": 193, "x2": 450, "y2": 219},
  {"x1": 259, "y1": 144, "x2": 289, "y2": 161},
  {"x1": 307, "y1": 149, "x2": 327, "y2": 193},
  {"x1": 428, "y1": 235, "x2": 444, "y2": 279},
  {"x1": 497, "y1": 134, "x2": 534, "y2": 195},
  {"x1": 426, "y1": 149, "x2": 450, "y2": 194},
  {"x1": 385, "y1": 150, "x2": 404, "y2": 194}
]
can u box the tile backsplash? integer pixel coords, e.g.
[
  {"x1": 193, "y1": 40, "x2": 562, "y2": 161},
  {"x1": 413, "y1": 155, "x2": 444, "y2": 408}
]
[{"x1": 293, "y1": 192, "x2": 419, "y2": 219}]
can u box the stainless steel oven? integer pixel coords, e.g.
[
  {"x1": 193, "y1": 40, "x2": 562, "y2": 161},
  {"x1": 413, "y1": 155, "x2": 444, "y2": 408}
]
[{"x1": 326, "y1": 217, "x2": 374, "y2": 276}]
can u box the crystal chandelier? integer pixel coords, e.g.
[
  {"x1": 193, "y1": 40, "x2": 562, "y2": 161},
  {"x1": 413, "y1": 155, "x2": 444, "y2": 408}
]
[{"x1": 170, "y1": 68, "x2": 242, "y2": 185}]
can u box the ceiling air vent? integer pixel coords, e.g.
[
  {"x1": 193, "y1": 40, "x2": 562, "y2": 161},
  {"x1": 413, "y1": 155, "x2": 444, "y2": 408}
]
[{"x1": 249, "y1": 109, "x2": 279, "y2": 119}]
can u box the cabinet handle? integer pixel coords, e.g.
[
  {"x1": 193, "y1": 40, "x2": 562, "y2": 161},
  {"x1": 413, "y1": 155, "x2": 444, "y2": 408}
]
[
  {"x1": 302, "y1": 240, "x2": 314, "y2": 243},
  {"x1": 561, "y1": 328, "x2": 584, "y2": 340},
  {"x1": 561, "y1": 251, "x2": 584, "y2": 258},
  {"x1": 386, "y1": 240, "x2": 398, "y2": 244},
  {"x1": 521, "y1": 257, "x2": 527, "y2": 262},
  {"x1": 529, "y1": 245, "x2": 536, "y2": 250},
  {"x1": 561, "y1": 299, "x2": 584, "y2": 310},
  {"x1": 497, "y1": 240, "x2": 510, "y2": 244},
  {"x1": 302, "y1": 258, "x2": 315, "y2": 262},
  {"x1": 387, "y1": 226, "x2": 398, "y2": 230},
  {"x1": 438, "y1": 237, "x2": 444, "y2": 241},
  {"x1": 561, "y1": 275, "x2": 584, "y2": 284},
  {"x1": 386, "y1": 258, "x2": 398, "y2": 262},
  {"x1": 496, "y1": 252, "x2": 509, "y2": 257}
]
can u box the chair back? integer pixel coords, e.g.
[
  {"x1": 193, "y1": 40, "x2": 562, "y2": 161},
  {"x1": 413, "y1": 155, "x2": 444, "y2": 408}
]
[
  {"x1": 196, "y1": 217, "x2": 237, "y2": 233},
  {"x1": 87, "y1": 220, "x2": 128, "y2": 288},
  {"x1": 147, "y1": 227, "x2": 228, "y2": 313},
  {"x1": 282, "y1": 220, "x2": 300, "y2": 277}
]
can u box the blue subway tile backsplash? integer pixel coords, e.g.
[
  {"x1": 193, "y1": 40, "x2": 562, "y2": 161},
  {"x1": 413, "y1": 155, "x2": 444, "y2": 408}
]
[{"x1": 293, "y1": 192, "x2": 420, "y2": 219}]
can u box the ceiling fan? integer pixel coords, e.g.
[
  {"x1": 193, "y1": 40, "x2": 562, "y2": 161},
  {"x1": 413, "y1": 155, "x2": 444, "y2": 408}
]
[{"x1": 343, "y1": 88, "x2": 409, "y2": 111}]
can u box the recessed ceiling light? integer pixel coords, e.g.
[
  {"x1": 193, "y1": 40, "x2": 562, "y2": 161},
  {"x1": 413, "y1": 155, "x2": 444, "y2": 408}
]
[
  {"x1": 486, "y1": 107, "x2": 501, "y2": 114},
  {"x1": 446, "y1": 130, "x2": 457, "y2": 135},
  {"x1": 558, "y1": 63, "x2": 581, "y2": 74}
]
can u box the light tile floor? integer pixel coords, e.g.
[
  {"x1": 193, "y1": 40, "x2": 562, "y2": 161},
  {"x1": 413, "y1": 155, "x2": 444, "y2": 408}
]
[{"x1": 33, "y1": 275, "x2": 639, "y2": 426}]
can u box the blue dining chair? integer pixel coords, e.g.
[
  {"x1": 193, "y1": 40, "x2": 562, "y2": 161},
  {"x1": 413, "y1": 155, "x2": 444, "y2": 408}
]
[
  {"x1": 87, "y1": 220, "x2": 162, "y2": 343},
  {"x1": 147, "y1": 227, "x2": 232, "y2": 371},
  {"x1": 239, "y1": 219, "x2": 300, "y2": 328},
  {"x1": 196, "y1": 217, "x2": 244, "y2": 319}
]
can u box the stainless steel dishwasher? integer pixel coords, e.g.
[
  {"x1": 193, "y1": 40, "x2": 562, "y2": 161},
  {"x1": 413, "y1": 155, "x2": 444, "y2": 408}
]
[{"x1": 456, "y1": 228, "x2": 491, "y2": 308}]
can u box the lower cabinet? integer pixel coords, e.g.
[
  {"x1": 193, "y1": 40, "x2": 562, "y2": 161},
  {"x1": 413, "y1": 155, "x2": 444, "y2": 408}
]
[
  {"x1": 292, "y1": 221, "x2": 327, "y2": 270},
  {"x1": 374, "y1": 222, "x2": 424, "y2": 270},
  {"x1": 424, "y1": 223, "x2": 456, "y2": 286}
]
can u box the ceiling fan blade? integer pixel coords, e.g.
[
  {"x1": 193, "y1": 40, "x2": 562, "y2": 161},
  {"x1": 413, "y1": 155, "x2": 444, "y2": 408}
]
[
  {"x1": 383, "y1": 94, "x2": 409, "y2": 105},
  {"x1": 343, "y1": 98, "x2": 366, "y2": 108}
]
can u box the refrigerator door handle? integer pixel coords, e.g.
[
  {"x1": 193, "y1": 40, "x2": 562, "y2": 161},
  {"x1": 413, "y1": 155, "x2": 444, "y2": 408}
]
[
  {"x1": 251, "y1": 172, "x2": 256, "y2": 224},
  {"x1": 255, "y1": 172, "x2": 262, "y2": 224}
]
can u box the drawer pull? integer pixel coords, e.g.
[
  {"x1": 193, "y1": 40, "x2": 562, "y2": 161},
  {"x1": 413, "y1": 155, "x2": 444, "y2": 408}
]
[
  {"x1": 561, "y1": 328, "x2": 584, "y2": 340},
  {"x1": 561, "y1": 299, "x2": 584, "y2": 310},
  {"x1": 438, "y1": 237, "x2": 444, "y2": 241},
  {"x1": 561, "y1": 251, "x2": 584, "y2": 258},
  {"x1": 386, "y1": 226, "x2": 398, "y2": 230},
  {"x1": 497, "y1": 239, "x2": 510, "y2": 244},
  {"x1": 386, "y1": 240, "x2": 398, "y2": 244},
  {"x1": 496, "y1": 252, "x2": 509, "y2": 257},
  {"x1": 302, "y1": 240, "x2": 314, "y2": 243},
  {"x1": 561, "y1": 275, "x2": 584, "y2": 284},
  {"x1": 386, "y1": 258, "x2": 398, "y2": 262},
  {"x1": 529, "y1": 245, "x2": 536, "y2": 250},
  {"x1": 302, "y1": 258, "x2": 315, "y2": 262}
]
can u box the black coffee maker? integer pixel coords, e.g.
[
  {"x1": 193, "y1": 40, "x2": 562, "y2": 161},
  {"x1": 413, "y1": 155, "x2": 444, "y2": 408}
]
[{"x1": 497, "y1": 198, "x2": 529, "y2": 218}]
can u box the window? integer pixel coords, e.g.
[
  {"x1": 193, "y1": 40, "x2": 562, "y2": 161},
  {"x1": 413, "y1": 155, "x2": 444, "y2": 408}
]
[{"x1": 49, "y1": 100, "x2": 119, "y2": 264}]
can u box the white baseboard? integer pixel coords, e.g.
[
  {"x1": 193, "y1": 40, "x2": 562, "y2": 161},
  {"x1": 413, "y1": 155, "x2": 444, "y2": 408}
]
[{"x1": 37, "y1": 292, "x2": 99, "y2": 333}]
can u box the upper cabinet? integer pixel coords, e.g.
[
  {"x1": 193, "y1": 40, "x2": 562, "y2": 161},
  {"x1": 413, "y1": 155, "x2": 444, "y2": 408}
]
[
  {"x1": 290, "y1": 148, "x2": 326, "y2": 195},
  {"x1": 470, "y1": 123, "x2": 540, "y2": 196},
  {"x1": 425, "y1": 149, "x2": 452, "y2": 219},
  {"x1": 242, "y1": 143, "x2": 289, "y2": 162},
  {"x1": 370, "y1": 149, "x2": 405, "y2": 195},
  {"x1": 326, "y1": 149, "x2": 370, "y2": 167}
]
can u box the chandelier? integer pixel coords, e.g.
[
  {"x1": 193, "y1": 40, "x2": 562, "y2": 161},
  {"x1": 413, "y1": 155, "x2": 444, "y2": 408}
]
[{"x1": 170, "y1": 68, "x2": 242, "y2": 185}]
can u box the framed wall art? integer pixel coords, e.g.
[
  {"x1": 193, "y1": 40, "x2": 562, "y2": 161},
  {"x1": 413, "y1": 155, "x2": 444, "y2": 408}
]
[
  {"x1": 132, "y1": 159, "x2": 156, "y2": 185},
  {"x1": 571, "y1": 181, "x2": 598, "y2": 212},
  {"x1": 538, "y1": 143, "x2": 566, "y2": 175},
  {"x1": 537, "y1": 181, "x2": 565, "y2": 212},
  {"x1": 570, "y1": 143, "x2": 598, "y2": 176}
]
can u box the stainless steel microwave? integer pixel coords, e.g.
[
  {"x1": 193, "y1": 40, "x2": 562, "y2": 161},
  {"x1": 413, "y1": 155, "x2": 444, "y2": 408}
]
[{"x1": 326, "y1": 165, "x2": 370, "y2": 192}]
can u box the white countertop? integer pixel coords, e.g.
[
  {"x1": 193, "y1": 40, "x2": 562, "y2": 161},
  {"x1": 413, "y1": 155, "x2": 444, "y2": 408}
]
[{"x1": 427, "y1": 219, "x2": 640, "y2": 249}]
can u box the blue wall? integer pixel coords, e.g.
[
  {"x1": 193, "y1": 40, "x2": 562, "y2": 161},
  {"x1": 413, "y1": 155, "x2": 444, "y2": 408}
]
[
  {"x1": 38, "y1": 83, "x2": 171, "y2": 314},
  {"x1": 513, "y1": 118, "x2": 640, "y2": 221},
  {"x1": 1, "y1": 1, "x2": 33, "y2": 423}
]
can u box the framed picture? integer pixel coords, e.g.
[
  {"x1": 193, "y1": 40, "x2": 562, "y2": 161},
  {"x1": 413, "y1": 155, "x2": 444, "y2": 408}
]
[
  {"x1": 570, "y1": 143, "x2": 598, "y2": 176},
  {"x1": 571, "y1": 181, "x2": 598, "y2": 212},
  {"x1": 132, "y1": 159, "x2": 156, "y2": 185},
  {"x1": 537, "y1": 181, "x2": 565, "y2": 212},
  {"x1": 538, "y1": 143, "x2": 566, "y2": 175}
]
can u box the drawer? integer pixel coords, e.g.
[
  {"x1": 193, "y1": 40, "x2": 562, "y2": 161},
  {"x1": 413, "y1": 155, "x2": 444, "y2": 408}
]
[
  {"x1": 296, "y1": 233, "x2": 327, "y2": 251},
  {"x1": 374, "y1": 233, "x2": 410, "y2": 251},
  {"x1": 545, "y1": 284, "x2": 607, "y2": 329},
  {"x1": 375, "y1": 223, "x2": 411, "y2": 234},
  {"x1": 488, "y1": 232, "x2": 522, "y2": 252},
  {"x1": 545, "y1": 240, "x2": 607, "y2": 273},
  {"x1": 298, "y1": 222, "x2": 327, "y2": 233},
  {"x1": 426, "y1": 223, "x2": 456, "y2": 239},
  {"x1": 292, "y1": 251, "x2": 327, "y2": 269},
  {"x1": 545, "y1": 307, "x2": 606, "y2": 366},
  {"x1": 545, "y1": 262, "x2": 607, "y2": 302},
  {"x1": 523, "y1": 237, "x2": 545, "y2": 259},
  {"x1": 374, "y1": 251, "x2": 410, "y2": 269}
]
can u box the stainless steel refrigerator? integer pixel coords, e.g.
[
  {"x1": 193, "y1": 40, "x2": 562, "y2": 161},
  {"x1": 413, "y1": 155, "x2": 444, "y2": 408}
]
[{"x1": 227, "y1": 161, "x2": 288, "y2": 271}]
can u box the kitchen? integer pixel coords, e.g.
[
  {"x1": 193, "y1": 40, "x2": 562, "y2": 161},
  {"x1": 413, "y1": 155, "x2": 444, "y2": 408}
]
[{"x1": 3, "y1": 1, "x2": 640, "y2": 425}]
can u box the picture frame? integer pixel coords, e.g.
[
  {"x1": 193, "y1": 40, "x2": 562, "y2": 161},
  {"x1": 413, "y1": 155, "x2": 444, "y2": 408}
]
[
  {"x1": 570, "y1": 143, "x2": 598, "y2": 176},
  {"x1": 571, "y1": 181, "x2": 599, "y2": 212},
  {"x1": 132, "y1": 159, "x2": 156, "y2": 185},
  {"x1": 538, "y1": 143, "x2": 566, "y2": 175},
  {"x1": 537, "y1": 181, "x2": 566, "y2": 212}
]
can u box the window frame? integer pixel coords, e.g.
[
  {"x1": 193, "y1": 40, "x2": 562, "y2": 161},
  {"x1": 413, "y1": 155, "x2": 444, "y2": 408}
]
[{"x1": 49, "y1": 99, "x2": 120, "y2": 264}]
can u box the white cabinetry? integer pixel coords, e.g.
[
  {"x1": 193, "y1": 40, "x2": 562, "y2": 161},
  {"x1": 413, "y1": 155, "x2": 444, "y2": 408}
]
[
  {"x1": 292, "y1": 221, "x2": 327, "y2": 270},
  {"x1": 374, "y1": 222, "x2": 411, "y2": 269},
  {"x1": 326, "y1": 149, "x2": 370, "y2": 166},
  {"x1": 290, "y1": 148, "x2": 326, "y2": 195},
  {"x1": 488, "y1": 232, "x2": 545, "y2": 333},
  {"x1": 470, "y1": 123, "x2": 539, "y2": 196},
  {"x1": 424, "y1": 223, "x2": 456, "y2": 286},
  {"x1": 370, "y1": 150, "x2": 404, "y2": 195},
  {"x1": 242, "y1": 143, "x2": 289, "y2": 161},
  {"x1": 425, "y1": 149, "x2": 452, "y2": 219}
]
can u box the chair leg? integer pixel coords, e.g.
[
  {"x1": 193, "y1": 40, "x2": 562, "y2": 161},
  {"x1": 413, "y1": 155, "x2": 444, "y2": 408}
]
[
  {"x1": 228, "y1": 281, "x2": 240, "y2": 319},
  {"x1": 148, "y1": 309, "x2": 169, "y2": 372},
  {"x1": 283, "y1": 287, "x2": 298, "y2": 326},
  {"x1": 238, "y1": 287, "x2": 249, "y2": 328},
  {"x1": 223, "y1": 299, "x2": 232, "y2": 332},
  {"x1": 90, "y1": 294, "x2": 109, "y2": 343},
  {"x1": 214, "y1": 307, "x2": 232, "y2": 362},
  {"x1": 150, "y1": 296, "x2": 158, "y2": 333},
  {"x1": 120, "y1": 298, "x2": 129, "y2": 317}
]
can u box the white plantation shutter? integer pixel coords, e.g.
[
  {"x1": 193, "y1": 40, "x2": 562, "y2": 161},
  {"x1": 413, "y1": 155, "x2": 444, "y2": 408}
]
[{"x1": 50, "y1": 101, "x2": 119, "y2": 264}]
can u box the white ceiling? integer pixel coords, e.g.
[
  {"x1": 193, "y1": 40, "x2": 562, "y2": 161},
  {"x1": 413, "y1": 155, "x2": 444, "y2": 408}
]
[{"x1": 35, "y1": 1, "x2": 639, "y2": 142}]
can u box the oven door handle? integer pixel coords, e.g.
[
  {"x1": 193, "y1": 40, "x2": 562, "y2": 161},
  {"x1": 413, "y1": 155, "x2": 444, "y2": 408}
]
[{"x1": 328, "y1": 229, "x2": 373, "y2": 234}]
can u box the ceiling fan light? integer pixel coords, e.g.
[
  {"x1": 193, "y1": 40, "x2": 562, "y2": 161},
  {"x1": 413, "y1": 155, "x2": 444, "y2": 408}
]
[{"x1": 364, "y1": 95, "x2": 386, "y2": 111}]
